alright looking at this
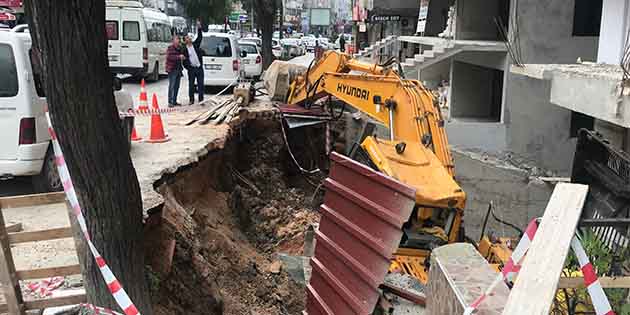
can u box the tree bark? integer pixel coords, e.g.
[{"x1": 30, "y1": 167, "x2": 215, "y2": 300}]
[
  {"x1": 24, "y1": 1, "x2": 152, "y2": 313},
  {"x1": 256, "y1": 0, "x2": 278, "y2": 69}
]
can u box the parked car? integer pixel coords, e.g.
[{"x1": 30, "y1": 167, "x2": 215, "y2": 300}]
[
  {"x1": 106, "y1": 1, "x2": 172, "y2": 81},
  {"x1": 242, "y1": 36, "x2": 262, "y2": 49},
  {"x1": 272, "y1": 39, "x2": 282, "y2": 58},
  {"x1": 281, "y1": 38, "x2": 305, "y2": 56},
  {"x1": 302, "y1": 35, "x2": 317, "y2": 52},
  {"x1": 0, "y1": 30, "x2": 134, "y2": 192},
  {"x1": 200, "y1": 32, "x2": 241, "y2": 87},
  {"x1": 238, "y1": 41, "x2": 262, "y2": 79}
]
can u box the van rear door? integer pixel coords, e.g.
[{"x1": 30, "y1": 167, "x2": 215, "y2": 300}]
[
  {"x1": 120, "y1": 8, "x2": 143, "y2": 69},
  {"x1": 0, "y1": 43, "x2": 19, "y2": 160},
  {"x1": 106, "y1": 7, "x2": 122, "y2": 68},
  {"x1": 201, "y1": 35, "x2": 239, "y2": 80}
]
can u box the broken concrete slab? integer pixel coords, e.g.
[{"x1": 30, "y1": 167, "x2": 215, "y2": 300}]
[
  {"x1": 427, "y1": 243, "x2": 510, "y2": 315},
  {"x1": 130, "y1": 97, "x2": 276, "y2": 213}
]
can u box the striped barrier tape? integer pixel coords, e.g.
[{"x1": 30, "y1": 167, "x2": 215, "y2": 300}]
[
  {"x1": 118, "y1": 107, "x2": 181, "y2": 117},
  {"x1": 570, "y1": 236, "x2": 615, "y2": 315},
  {"x1": 464, "y1": 218, "x2": 615, "y2": 315},
  {"x1": 45, "y1": 112, "x2": 141, "y2": 315}
]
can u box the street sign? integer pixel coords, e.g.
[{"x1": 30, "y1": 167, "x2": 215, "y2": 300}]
[
  {"x1": 370, "y1": 15, "x2": 401, "y2": 23},
  {"x1": 0, "y1": 12, "x2": 16, "y2": 21},
  {"x1": 416, "y1": 0, "x2": 430, "y2": 33}
]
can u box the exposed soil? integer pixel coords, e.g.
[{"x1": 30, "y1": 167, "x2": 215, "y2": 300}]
[{"x1": 146, "y1": 118, "x2": 325, "y2": 315}]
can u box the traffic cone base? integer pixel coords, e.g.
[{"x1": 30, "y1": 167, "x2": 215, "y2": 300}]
[
  {"x1": 145, "y1": 136, "x2": 170, "y2": 143},
  {"x1": 146, "y1": 93, "x2": 170, "y2": 143},
  {"x1": 131, "y1": 126, "x2": 142, "y2": 141}
]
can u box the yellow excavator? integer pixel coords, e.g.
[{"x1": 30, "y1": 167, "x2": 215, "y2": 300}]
[{"x1": 283, "y1": 50, "x2": 512, "y2": 283}]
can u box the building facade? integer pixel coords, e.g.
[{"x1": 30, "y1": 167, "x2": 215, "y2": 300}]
[{"x1": 363, "y1": 0, "x2": 610, "y2": 176}]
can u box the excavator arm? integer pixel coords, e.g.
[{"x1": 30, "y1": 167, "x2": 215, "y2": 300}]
[
  {"x1": 287, "y1": 51, "x2": 464, "y2": 208},
  {"x1": 313, "y1": 73, "x2": 465, "y2": 209},
  {"x1": 284, "y1": 50, "x2": 467, "y2": 283}
]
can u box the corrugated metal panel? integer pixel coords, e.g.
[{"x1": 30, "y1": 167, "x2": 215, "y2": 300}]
[{"x1": 306, "y1": 152, "x2": 417, "y2": 315}]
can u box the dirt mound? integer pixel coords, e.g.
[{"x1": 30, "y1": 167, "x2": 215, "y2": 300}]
[{"x1": 146, "y1": 118, "x2": 324, "y2": 315}]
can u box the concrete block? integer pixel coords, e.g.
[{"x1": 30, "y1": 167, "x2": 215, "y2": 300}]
[{"x1": 426, "y1": 243, "x2": 509, "y2": 315}]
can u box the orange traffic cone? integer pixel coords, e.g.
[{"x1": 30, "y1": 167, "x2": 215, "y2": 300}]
[
  {"x1": 138, "y1": 79, "x2": 149, "y2": 111},
  {"x1": 131, "y1": 125, "x2": 142, "y2": 141},
  {"x1": 146, "y1": 93, "x2": 170, "y2": 143}
]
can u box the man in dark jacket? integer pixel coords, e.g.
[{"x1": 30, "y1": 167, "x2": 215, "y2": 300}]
[
  {"x1": 166, "y1": 35, "x2": 185, "y2": 107},
  {"x1": 339, "y1": 34, "x2": 346, "y2": 52},
  {"x1": 183, "y1": 20, "x2": 205, "y2": 105}
]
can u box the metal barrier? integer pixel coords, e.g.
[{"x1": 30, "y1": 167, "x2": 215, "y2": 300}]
[{"x1": 572, "y1": 129, "x2": 630, "y2": 263}]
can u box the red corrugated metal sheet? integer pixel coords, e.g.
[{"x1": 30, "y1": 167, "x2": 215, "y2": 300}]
[{"x1": 306, "y1": 152, "x2": 417, "y2": 315}]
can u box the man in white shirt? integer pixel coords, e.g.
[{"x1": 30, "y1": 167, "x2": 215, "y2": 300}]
[{"x1": 183, "y1": 20, "x2": 205, "y2": 105}]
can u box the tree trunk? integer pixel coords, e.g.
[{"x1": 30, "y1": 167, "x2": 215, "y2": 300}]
[
  {"x1": 24, "y1": 1, "x2": 152, "y2": 313},
  {"x1": 256, "y1": 0, "x2": 278, "y2": 69}
]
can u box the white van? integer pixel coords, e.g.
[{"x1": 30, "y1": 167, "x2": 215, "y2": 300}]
[
  {"x1": 0, "y1": 31, "x2": 50, "y2": 188},
  {"x1": 168, "y1": 16, "x2": 187, "y2": 35},
  {"x1": 200, "y1": 32, "x2": 241, "y2": 87},
  {"x1": 0, "y1": 30, "x2": 134, "y2": 191},
  {"x1": 106, "y1": 1, "x2": 172, "y2": 81}
]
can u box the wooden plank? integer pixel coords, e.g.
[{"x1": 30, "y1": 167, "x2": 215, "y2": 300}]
[
  {"x1": 16, "y1": 264, "x2": 81, "y2": 280},
  {"x1": 5, "y1": 223, "x2": 22, "y2": 233},
  {"x1": 502, "y1": 183, "x2": 589, "y2": 315},
  {"x1": 0, "y1": 205, "x2": 26, "y2": 314},
  {"x1": 558, "y1": 276, "x2": 630, "y2": 289},
  {"x1": 24, "y1": 294, "x2": 86, "y2": 310},
  {"x1": 0, "y1": 193, "x2": 66, "y2": 209},
  {"x1": 8, "y1": 227, "x2": 73, "y2": 244}
]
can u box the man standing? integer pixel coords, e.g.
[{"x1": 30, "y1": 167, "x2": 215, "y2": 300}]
[
  {"x1": 339, "y1": 34, "x2": 346, "y2": 53},
  {"x1": 183, "y1": 20, "x2": 205, "y2": 105},
  {"x1": 166, "y1": 35, "x2": 185, "y2": 107}
]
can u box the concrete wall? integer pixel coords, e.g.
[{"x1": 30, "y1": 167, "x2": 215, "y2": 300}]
[
  {"x1": 505, "y1": 74, "x2": 577, "y2": 175},
  {"x1": 597, "y1": 0, "x2": 630, "y2": 64},
  {"x1": 455, "y1": 0, "x2": 502, "y2": 40},
  {"x1": 417, "y1": 58, "x2": 451, "y2": 89},
  {"x1": 450, "y1": 61, "x2": 501, "y2": 120},
  {"x1": 447, "y1": 122, "x2": 506, "y2": 153},
  {"x1": 513, "y1": 0, "x2": 599, "y2": 63},
  {"x1": 454, "y1": 51, "x2": 507, "y2": 71},
  {"x1": 504, "y1": 0, "x2": 599, "y2": 175},
  {"x1": 453, "y1": 149, "x2": 553, "y2": 241}
]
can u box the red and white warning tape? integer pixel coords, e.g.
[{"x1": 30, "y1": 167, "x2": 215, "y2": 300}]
[
  {"x1": 571, "y1": 236, "x2": 615, "y2": 315},
  {"x1": 464, "y1": 218, "x2": 615, "y2": 315},
  {"x1": 118, "y1": 107, "x2": 181, "y2": 117},
  {"x1": 26, "y1": 276, "x2": 65, "y2": 298},
  {"x1": 45, "y1": 112, "x2": 141, "y2": 315}
]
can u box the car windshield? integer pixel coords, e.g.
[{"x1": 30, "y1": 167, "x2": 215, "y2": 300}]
[
  {"x1": 201, "y1": 36, "x2": 233, "y2": 57},
  {"x1": 239, "y1": 44, "x2": 257, "y2": 54},
  {"x1": 0, "y1": 44, "x2": 18, "y2": 97}
]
